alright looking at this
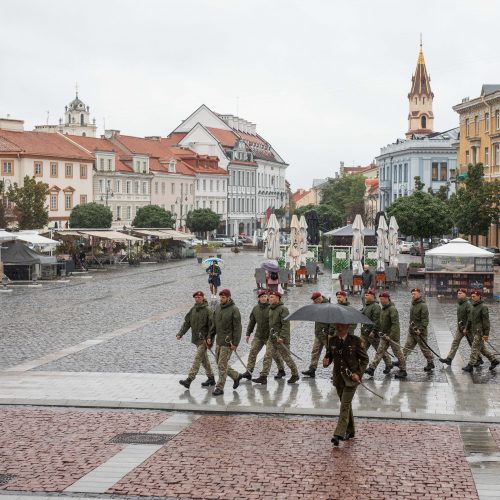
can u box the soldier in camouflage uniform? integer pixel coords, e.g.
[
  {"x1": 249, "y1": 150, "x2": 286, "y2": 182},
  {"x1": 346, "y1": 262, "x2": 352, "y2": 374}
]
[
  {"x1": 212, "y1": 289, "x2": 243, "y2": 396},
  {"x1": 252, "y1": 290, "x2": 300, "y2": 384},
  {"x1": 462, "y1": 290, "x2": 499, "y2": 373},
  {"x1": 240, "y1": 290, "x2": 285, "y2": 383},
  {"x1": 404, "y1": 288, "x2": 435, "y2": 372},
  {"x1": 359, "y1": 289, "x2": 393, "y2": 374},
  {"x1": 334, "y1": 291, "x2": 357, "y2": 335},
  {"x1": 365, "y1": 292, "x2": 407, "y2": 379},
  {"x1": 439, "y1": 288, "x2": 483, "y2": 366},
  {"x1": 177, "y1": 291, "x2": 215, "y2": 389},
  {"x1": 302, "y1": 292, "x2": 334, "y2": 378}
]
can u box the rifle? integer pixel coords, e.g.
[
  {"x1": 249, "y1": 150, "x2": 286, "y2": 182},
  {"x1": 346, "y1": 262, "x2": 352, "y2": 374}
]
[
  {"x1": 270, "y1": 329, "x2": 304, "y2": 361},
  {"x1": 410, "y1": 322, "x2": 440, "y2": 358}
]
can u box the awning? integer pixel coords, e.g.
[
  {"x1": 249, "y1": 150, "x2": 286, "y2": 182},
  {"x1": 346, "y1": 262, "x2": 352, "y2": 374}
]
[
  {"x1": 15, "y1": 232, "x2": 60, "y2": 246},
  {"x1": 159, "y1": 229, "x2": 193, "y2": 241},
  {"x1": 79, "y1": 230, "x2": 143, "y2": 242},
  {"x1": 0, "y1": 230, "x2": 17, "y2": 241},
  {"x1": 132, "y1": 229, "x2": 172, "y2": 240},
  {"x1": 54, "y1": 231, "x2": 81, "y2": 237}
]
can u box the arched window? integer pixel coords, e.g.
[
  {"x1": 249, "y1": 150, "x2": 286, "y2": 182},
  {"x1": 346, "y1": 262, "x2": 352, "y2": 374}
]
[
  {"x1": 80, "y1": 113, "x2": 84, "y2": 125},
  {"x1": 421, "y1": 116, "x2": 427, "y2": 129}
]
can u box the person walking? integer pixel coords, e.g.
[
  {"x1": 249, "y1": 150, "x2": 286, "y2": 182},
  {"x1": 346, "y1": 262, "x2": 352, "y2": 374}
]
[
  {"x1": 462, "y1": 291, "x2": 499, "y2": 373},
  {"x1": 302, "y1": 291, "x2": 333, "y2": 378},
  {"x1": 404, "y1": 288, "x2": 435, "y2": 372},
  {"x1": 323, "y1": 323, "x2": 369, "y2": 446},
  {"x1": 206, "y1": 261, "x2": 222, "y2": 299},
  {"x1": 335, "y1": 290, "x2": 356, "y2": 335},
  {"x1": 212, "y1": 289, "x2": 243, "y2": 395},
  {"x1": 240, "y1": 290, "x2": 285, "y2": 382},
  {"x1": 359, "y1": 289, "x2": 393, "y2": 374},
  {"x1": 252, "y1": 290, "x2": 300, "y2": 385},
  {"x1": 265, "y1": 270, "x2": 280, "y2": 292},
  {"x1": 439, "y1": 288, "x2": 484, "y2": 367},
  {"x1": 360, "y1": 265, "x2": 375, "y2": 306},
  {"x1": 176, "y1": 291, "x2": 215, "y2": 389},
  {"x1": 365, "y1": 292, "x2": 407, "y2": 379}
]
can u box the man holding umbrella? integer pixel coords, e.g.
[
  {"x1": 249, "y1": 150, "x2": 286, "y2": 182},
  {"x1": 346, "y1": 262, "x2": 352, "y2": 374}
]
[{"x1": 206, "y1": 260, "x2": 222, "y2": 299}]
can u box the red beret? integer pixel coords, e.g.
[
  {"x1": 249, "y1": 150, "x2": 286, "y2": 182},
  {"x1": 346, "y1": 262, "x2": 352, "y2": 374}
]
[
  {"x1": 257, "y1": 289, "x2": 268, "y2": 297},
  {"x1": 364, "y1": 289, "x2": 375, "y2": 297},
  {"x1": 470, "y1": 290, "x2": 481, "y2": 296},
  {"x1": 379, "y1": 292, "x2": 391, "y2": 298},
  {"x1": 457, "y1": 288, "x2": 467, "y2": 294},
  {"x1": 336, "y1": 291, "x2": 347, "y2": 297},
  {"x1": 269, "y1": 290, "x2": 282, "y2": 298},
  {"x1": 192, "y1": 290, "x2": 204, "y2": 298},
  {"x1": 219, "y1": 289, "x2": 231, "y2": 297},
  {"x1": 411, "y1": 288, "x2": 421, "y2": 293},
  {"x1": 311, "y1": 292, "x2": 322, "y2": 300}
]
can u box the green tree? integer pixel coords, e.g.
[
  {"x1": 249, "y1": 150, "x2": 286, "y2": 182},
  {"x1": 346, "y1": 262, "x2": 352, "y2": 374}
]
[
  {"x1": 69, "y1": 202, "x2": 112, "y2": 228},
  {"x1": 185, "y1": 208, "x2": 220, "y2": 240},
  {"x1": 386, "y1": 178, "x2": 452, "y2": 264},
  {"x1": 295, "y1": 204, "x2": 342, "y2": 232},
  {"x1": 319, "y1": 174, "x2": 366, "y2": 223},
  {"x1": 0, "y1": 201, "x2": 6, "y2": 229},
  {"x1": 7, "y1": 176, "x2": 49, "y2": 229},
  {"x1": 132, "y1": 205, "x2": 174, "y2": 228},
  {"x1": 449, "y1": 163, "x2": 500, "y2": 240},
  {"x1": 428, "y1": 184, "x2": 449, "y2": 202}
]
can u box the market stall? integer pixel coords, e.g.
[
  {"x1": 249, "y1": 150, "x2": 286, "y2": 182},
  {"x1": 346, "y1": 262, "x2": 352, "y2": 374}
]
[{"x1": 1, "y1": 240, "x2": 58, "y2": 280}]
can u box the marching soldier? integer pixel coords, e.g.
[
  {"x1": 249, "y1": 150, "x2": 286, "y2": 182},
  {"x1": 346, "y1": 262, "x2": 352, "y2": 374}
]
[
  {"x1": 240, "y1": 290, "x2": 285, "y2": 382},
  {"x1": 252, "y1": 290, "x2": 300, "y2": 385},
  {"x1": 365, "y1": 292, "x2": 407, "y2": 379},
  {"x1": 212, "y1": 289, "x2": 243, "y2": 396},
  {"x1": 462, "y1": 291, "x2": 499, "y2": 372},
  {"x1": 323, "y1": 322, "x2": 369, "y2": 446},
  {"x1": 335, "y1": 290, "x2": 357, "y2": 335},
  {"x1": 177, "y1": 291, "x2": 215, "y2": 389},
  {"x1": 359, "y1": 289, "x2": 393, "y2": 374},
  {"x1": 405, "y1": 288, "x2": 434, "y2": 372},
  {"x1": 439, "y1": 288, "x2": 484, "y2": 366},
  {"x1": 302, "y1": 291, "x2": 333, "y2": 378}
]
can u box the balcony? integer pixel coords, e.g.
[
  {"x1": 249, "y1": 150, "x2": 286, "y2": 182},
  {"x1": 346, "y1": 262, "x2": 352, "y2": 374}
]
[{"x1": 379, "y1": 180, "x2": 391, "y2": 191}]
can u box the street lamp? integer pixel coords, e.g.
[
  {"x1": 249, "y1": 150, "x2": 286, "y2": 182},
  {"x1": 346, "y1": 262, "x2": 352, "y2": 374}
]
[
  {"x1": 100, "y1": 187, "x2": 113, "y2": 206},
  {"x1": 175, "y1": 196, "x2": 188, "y2": 231}
]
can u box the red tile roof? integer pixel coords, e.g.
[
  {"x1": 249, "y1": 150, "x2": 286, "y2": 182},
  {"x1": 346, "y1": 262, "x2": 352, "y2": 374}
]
[
  {"x1": 161, "y1": 133, "x2": 187, "y2": 147},
  {"x1": 0, "y1": 135, "x2": 23, "y2": 152},
  {"x1": 291, "y1": 190, "x2": 310, "y2": 203},
  {"x1": 0, "y1": 130, "x2": 93, "y2": 160},
  {"x1": 65, "y1": 135, "x2": 120, "y2": 153},
  {"x1": 206, "y1": 127, "x2": 239, "y2": 147}
]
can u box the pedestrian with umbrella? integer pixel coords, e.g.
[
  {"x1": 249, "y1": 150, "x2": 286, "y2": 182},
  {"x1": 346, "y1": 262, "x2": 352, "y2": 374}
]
[
  {"x1": 206, "y1": 259, "x2": 222, "y2": 299},
  {"x1": 261, "y1": 260, "x2": 280, "y2": 293}
]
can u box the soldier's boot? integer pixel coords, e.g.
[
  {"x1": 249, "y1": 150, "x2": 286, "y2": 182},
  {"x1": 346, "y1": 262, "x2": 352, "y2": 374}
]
[
  {"x1": 394, "y1": 369, "x2": 407, "y2": 379},
  {"x1": 301, "y1": 368, "x2": 316, "y2": 378},
  {"x1": 251, "y1": 375, "x2": 267, "y2": 385},
  {"x1": 331, "y1": 435, "x2": 344, "y2": 446},
  {"x1": 287, "y1": 374, "x2": 300, "y2": 384},
  {"x1": 364, "y1": 367, "x2": 375, "y2": 377},
  {"x1": 274, "y1": 369, "x2": 286, "y2": 379},
  {"x1": 201, "y1": 376, "x2": 215, "y2": 387},
  {"x1": 462, "y1": 364, "x2": 474, "y2": 373},
  {"x1": 345, "y1": 432, "x2": 355, "y2": 440},
  {"x1": 212, "y1": 387, "x2": 224, "y2": 396},
  {"x1": 478, "y1": 357, "x2": 484, "y2": 365},
  {"x1": 490, "y1": 359, "x2": 500, "y2": 371},
  {"x1": 439, "y1": 357, "x2": 452, "y2": 365},
  {"x1": 392, "y1": 360, "x2": 400, "y2": 368},
  {"x1": 240, "y1": 371, "x2": 252, "y2": 380},
  {"x1": 423, "y1": 361, "x2": 435, "y2": 372},
  {"x1": 233, "y1": 374, "x2": 243, "y2": 390},
  {"x1": 382, "y1": 365, "x2": 393, "y2": 374},
  {"x1": 179, "y1": 378, "x2": 192, "y2": 389}
]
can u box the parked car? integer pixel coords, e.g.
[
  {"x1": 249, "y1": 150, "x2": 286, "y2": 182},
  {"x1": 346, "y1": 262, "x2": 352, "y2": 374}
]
[
  {"x1": 212, "y1": 237, "x2": 235, "y2": 247},
  {"x1": 399, "y1": 241, "x2": 413, "y2": 254},
  {"x1": 186, "y1": 238, "x2": 204, "y2": 246},
  {"x1": 481, "y1": 246, "x2": 500, "y2": 266},
  {"x1": 409, "y1": 242, "x2": 429, "y2": 256}
]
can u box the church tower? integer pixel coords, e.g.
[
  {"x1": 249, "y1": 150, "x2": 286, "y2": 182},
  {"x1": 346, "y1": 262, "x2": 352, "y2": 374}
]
[
  {"x1": 62, "y1": 89, "x2": 97, "y2": 137},
  {"x1": 406, "y1": 41, "x2": 434, "y2": 138}
]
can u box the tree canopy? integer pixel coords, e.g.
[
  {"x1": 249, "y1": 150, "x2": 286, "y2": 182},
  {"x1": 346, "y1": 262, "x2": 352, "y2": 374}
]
[
  {"x1": 185, "y1": 208, "x2": 220, "y2": 234},
  {"x1": 449, "y1": 163, "x2": 500, "y2": 237},
  {"x1": 132, "y1": 205, "x2": 174, "y2": 228},
  {"x1": 69, "y1": 202, "x2": 112, "y2": 228},
  {"x1": 320, "y1": 174, "x2": 366, "y2": 223},
  {"x1": 7, "y1": 176, "x2": 49, "y2": 229},
  {"x1": 295, "y1": 204, "x2": 342, "y2": 232}
]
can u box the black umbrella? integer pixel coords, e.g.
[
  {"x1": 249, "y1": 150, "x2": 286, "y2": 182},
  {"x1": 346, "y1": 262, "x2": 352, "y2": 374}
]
[
  {"x1": 285, "y1": 303, "x2": 373, "y2": 325},
  {"x1": 261, "y1": 260, "x2": 280, "y2": 272}
]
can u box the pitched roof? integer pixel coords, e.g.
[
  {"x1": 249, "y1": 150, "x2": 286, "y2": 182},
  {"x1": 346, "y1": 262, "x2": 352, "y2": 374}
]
[
  {"x1": 0, "y1": 135, "x2": 22, "y2": 152},
  {"x1": 161, "y1": 132, "x2": 187, "y2": 147},
  {"x1": 291, "y1": 189, "x2": 310, "y2": 203},
  {"x1": 481, "y1": 84, "x2": 500, "y2": 96},
  {"x1": 0, "y1": 130, "x2": 93, "y2": 160},
  {"x1": 409, "y1": 46, "x2": 433, "y2": 97},
  {"x1": 206, "y1": 127, "x2": 240, "y2": 147},
  {"x1": 64, "y1": 135, "x2": 120, "y2": 153}
]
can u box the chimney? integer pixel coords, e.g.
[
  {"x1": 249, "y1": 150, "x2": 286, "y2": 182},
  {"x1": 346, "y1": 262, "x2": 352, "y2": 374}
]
[
  {"x1": 0, "y1": 117, "x2": 24, "y2": 131},
  {"x1": 104, "y1": 129, "x2": 120, "y2": 139},
  {"x1": 145, "y1": 136, "x2": 161, "y2": 141}
]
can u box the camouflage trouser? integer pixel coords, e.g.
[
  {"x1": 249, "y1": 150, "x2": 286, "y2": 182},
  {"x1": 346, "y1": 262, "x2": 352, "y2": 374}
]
[
  {"x1": 309, "y1": 335, "x2": 328, "y2": 370},
  {"x1": 469, "y1": 335, "x2": 497, "y2": 365},
  {"x1": 447, "y1": 327, "x2": 475, "y2": 360},
  {"x1": 215, "y1": 345, "x2": 240, "y2": 390},
  {"x1": 260, "y1": 338, "x2": 298, "y2": 377},
  {"x1": 360, "y1": 333, "x2": 392, "y2": 368},
  {"x1": 187, "y1": 341, "x2": 213, "y2": 380},
  {"x1": 370, "y1": 336, "x2": 406, "y2": 371},
  {"x1": 247, "y1": 337, "x2": 284, "y2": 373},
  {"x1": 403, "y1": 331, "x2": 433, "y2": 363},
  {"x1": 333, "y1": 379, "x2": 357, "y2": 437}
]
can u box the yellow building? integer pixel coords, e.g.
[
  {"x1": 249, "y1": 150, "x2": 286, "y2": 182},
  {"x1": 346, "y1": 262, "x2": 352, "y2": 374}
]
[{"x1": 452, "y1": 84, "x2": 500, "y2": 247}]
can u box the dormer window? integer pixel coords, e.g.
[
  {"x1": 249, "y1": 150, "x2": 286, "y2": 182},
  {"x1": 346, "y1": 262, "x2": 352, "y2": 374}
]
[{"x1": 168, "y1": 159, "x2": 177, "y2": 173}]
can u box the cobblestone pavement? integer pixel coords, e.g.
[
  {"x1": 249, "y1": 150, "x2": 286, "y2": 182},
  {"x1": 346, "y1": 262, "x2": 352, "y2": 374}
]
[
  {"x1": 3, "y1": 250, "x2": 497, "y2": 384},
  {"x1": 0, "y1": 408, "x2": 486, "y2": 499}
]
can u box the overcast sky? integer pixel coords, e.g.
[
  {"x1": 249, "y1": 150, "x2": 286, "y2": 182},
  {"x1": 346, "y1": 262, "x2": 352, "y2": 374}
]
[{"x1": 2, "y1": 0, "x2": 499, "y2": 190}]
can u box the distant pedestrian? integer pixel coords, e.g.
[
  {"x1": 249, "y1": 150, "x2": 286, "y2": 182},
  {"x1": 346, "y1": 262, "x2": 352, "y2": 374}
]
[
  {"x1": 176, "y1": 291, "x2": 215, "y2": 389},
  {"x1": 323, "y1": 323, "x2": 369, "y2": 446},
  {"x1": 266, "y1": 270, "x2": 280, "y2": 292},
  {"x1": 302, "y1": 292, "x2": 333, "y2": 378},
  {"x1": 206, "y1": 261, "x2": 221, "y2": 299},
  {"x1": 212, "y1": 289, "x2": 242, "y2": 395},
  {"x1": 334, "y1": 291, "x2": 356, "y2": 335},
  {"x1": 462, "y1": 291, "x2": 499, "y2": 373},
  {"x1": 361, "y1": 265, "x2": 375, "y2": 305}
]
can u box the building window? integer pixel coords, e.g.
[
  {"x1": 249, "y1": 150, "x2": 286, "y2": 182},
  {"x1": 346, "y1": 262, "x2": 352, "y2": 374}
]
[
  {"x1": 465, "y1": 151, "x2": 470, "y2": 165},
  {"x1": 142, "y1": 182, "x2": 148, "y2": 194},
  {"x1": 107, "y1": 159, "x2": 112, "y2": 170},
  {"x1": 127, "y1": 206, "x2": 131, "y2": 219},
  {"x1": 465, "y1": 118, "x2": 470, "y2": 137},
  {"x1": 65, "y1": 163, "x2": 73, "y2": 177},
  {"x1": 142, "y1": 161, "x2": 147, "y2": 173},
  {"x1": 161, "y1": 182, "x2": 165, "y2": 194},
  {"x1": 80, "y1": 194, "x2": 87, "y2": 205},
  {"x1": 485, "y1": 147, "x2": 489, "y2": 167},
  {"x1": 50, "y1": 193, "x2": 58, "y2": 211},
  {"x1": 171, "y1": 183, "x2": 175, "y2": 194},
  {"x1": 80, "y1": 164, "x2": 87, "y2": 179},
  {"x1": 34, "y1": 161, "x2": 43, "y2": 177},
  {"x1": 404, "y1": 164, "x2": 408, "y2": 182},
  {"x1": 202, "y1": 200, "x2": 206, "y2": 208},
  {"x1": 100, "y1": 158, "x2": 104, "y2": 170},
  {"x1": 432, "y1": 162, "x2": 439, "y2": 181},
  {"x1": 99, "y1": 179, "x2": 104, "y2": 193},
  {"x1": 190, "y1": 184, "x2": 193, "y2": 194},
  {"x1": 440, "y1": 162, "x2": 447, "y2": 181},
  {"x1": 485, "y1": 112, "x2": 490, "y2": 132},
  {"x1": 116, "y1": 180, "x2": 121, "y2": 193},
  {"x1": 155, "y1": 182, "x2": 158, "y2": 194},
  {"x1": 209, "y1": 200, "x2": 213, "y2": 210},
  {"x1": 210, "y1": 180, "x2": 213, "y2": 192},
  {"x1": 168, "y1": 160, "x2": 176, "y2": 172},
  {"x1": 393, "y1": 166, "x2": 397, "y2": 183},
  {"x1": 196, "y1": 200, "x2": 199, "y2": 209},
  {"x1": 216, "y1": 180, "x2": 220, "y2": 191},
  {"x1": 495, "y1": 144, "x2": 500, "y2": 167},
  {"x1": 216, "y1": 201, "x2": 220, "y2": 213},
  {"x1": 134, "y1": 182, "x2": 139, "y2": 194},
  {"x1": 421, "y1": 116, "x2": 427, "y2": 129},
  {"x1": 222, "y1": 180, "x2": 225, "y2": 191},
  {"x1": 203, "y1": 179, "x2": 206, "y2": 191},
  {"x1": 222, "y1": 200, "x2": 225, "y2": 213},
  {"x1": 474, "y1": 116, "x2": 478, "y2": 135},
  {"x1": 496, "y1": 110, "x2": 500, "y2": 130},
  {"x1": 135, "y1": 161, "x2": 140, "y2": 172},
  {"x1": 126, "y1": 181, "x2": 131, "y2": 194},
  {"x1": 65, "y1": 193, "x2": 73, "y2": 210}
]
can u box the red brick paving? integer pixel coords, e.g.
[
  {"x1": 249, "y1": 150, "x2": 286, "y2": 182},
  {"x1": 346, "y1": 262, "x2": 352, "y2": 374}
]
[
  {"x1": 0, "y1": 408, "x2": 166, "y2": 492},
  {"x1": 110, "y1": 415, "x2": 478, "y2": 500}
]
